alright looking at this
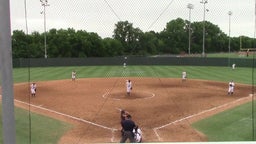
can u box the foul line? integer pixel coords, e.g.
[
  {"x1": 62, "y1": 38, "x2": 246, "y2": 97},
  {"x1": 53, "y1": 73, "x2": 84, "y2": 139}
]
[
  {"x1": 153, "y1": 95, "x2": 252, "y2": 141},
  {"x1": 0, "y1": 94, "x2": 118, "y2": 142},
  {"x1": 14, "y1": 99, "x2": 118, "y2": 132}
]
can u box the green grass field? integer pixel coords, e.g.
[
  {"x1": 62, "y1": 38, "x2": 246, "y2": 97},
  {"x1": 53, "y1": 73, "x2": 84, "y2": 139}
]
[
  {"x1": 13, "y1": 65, "x2": 253, "y2": 84},
  {"x1": 5, "y1": 65, "x2": 256, "y2": 142},
  {"x1": 192, "y1": 101, "x2": 255, "y2": 141},
  {"x1": 0, "y1": 105, "x2": 72, "y2": 144}
]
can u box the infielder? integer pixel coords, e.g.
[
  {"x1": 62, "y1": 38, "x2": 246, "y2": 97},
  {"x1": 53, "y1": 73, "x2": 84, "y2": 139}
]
[
  {"x1": 228, "y1": 80, "x2": 235, "y2": 95},
  {"x1": 71, "y1": 70, "x2": 76, "y2": 81},
  {"x1": 182, "y1": 71, "x2": 187, "y2": 81},
  {"x1": 126, "y1": 80, "x2": 132, "y2": 96},
  {"x1": 30, "y1": 83, "x2": 37, "y2": 97}
]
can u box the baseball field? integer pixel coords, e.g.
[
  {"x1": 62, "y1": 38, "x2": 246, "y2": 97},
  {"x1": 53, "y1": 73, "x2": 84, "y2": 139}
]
[{"x1": 3, "y1": 65, "x2": 255, "y2": 143}]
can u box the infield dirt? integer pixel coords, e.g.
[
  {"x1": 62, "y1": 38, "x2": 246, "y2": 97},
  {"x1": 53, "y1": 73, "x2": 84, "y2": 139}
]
[{"x1": 13, "y1": 78, "x2": 252, "y2": 143}]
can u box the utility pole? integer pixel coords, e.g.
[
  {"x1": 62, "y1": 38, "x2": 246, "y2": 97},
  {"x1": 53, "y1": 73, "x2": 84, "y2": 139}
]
[
  {"x1": 40, "y1": 0, "x2": 50, "y2": 58},
  {"x1": 0, "y1": 0, "x2": 16, "y2": 143},
  {"x1": 187, "y1": 3, "x2": 194, "y2": 55},
  {"x1": 228, "y1": 11, "x2": 232, "y2": 67},
  {"x1": 200, "y1": 0, "x2": 208, "y2": 57}
]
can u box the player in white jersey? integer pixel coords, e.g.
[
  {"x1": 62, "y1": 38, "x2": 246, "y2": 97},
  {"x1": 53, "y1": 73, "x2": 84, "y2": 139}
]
[
  {"x1": 126, "y1": 80, "x2": 132, "y2": 96},
  {"x1": 182, "y1": 71, "x2": 187, "y2": 81},
  {"x1": 228, "y1": 80, "x2": 235, "y2": 95},
  {"x1": 72, "y1": 70, "x2": 76, "y2": 81},
  {"x1": 30, "y1": 83, "x2": 37, "y2": 97},
  {"x1": 232, "y1": 64, "x2": 236, "y2": 70}
]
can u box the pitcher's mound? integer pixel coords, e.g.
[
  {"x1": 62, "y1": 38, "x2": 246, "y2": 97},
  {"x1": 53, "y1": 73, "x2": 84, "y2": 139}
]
[{"x1": 103, "y1": 91, "x2": 155, "y2": 100}]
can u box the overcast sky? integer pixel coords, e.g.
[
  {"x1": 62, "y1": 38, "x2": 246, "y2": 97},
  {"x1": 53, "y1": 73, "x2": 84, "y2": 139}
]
[{"x1": 10, "y1": 0, "x2": 255, "y2": 38}]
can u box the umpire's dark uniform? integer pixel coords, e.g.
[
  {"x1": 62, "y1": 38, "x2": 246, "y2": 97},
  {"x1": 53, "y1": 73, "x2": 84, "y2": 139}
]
[{"x1": 120, "y1": 115, "x2": 136, "y2": 143}]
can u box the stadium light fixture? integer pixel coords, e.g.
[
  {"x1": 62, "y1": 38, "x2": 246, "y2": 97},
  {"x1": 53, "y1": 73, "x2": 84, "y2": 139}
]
[
  {"x1": 187, "y1": 3, "x2": 194, "y2": 55},
  {"x1": 40, "y1": 0, "x2": 50, "y2": 58},
  {"x1": 200, "y1": 0, "x2": 208, "y2": 57},
  {"x1": 228, "y1": 11, "x2": 232, "y2": 67}
]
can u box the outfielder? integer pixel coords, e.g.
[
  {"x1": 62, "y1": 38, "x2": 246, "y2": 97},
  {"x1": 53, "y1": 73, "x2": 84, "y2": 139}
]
[
  {"x1": 232, "y1": 64, "x2": 236, "y2": 70},
  {"x1": 126, "y1": 80, "x2": 132, "y2": 96},
  {"x1": 228, "y1": 80, "x2": 235, "y2": 95}
]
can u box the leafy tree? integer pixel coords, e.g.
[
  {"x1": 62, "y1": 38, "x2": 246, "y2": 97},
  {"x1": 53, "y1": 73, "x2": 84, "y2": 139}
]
[
  {"x1": 76, "y1": 30, "x2": 89, "y2": 57},
  {"x1": 189, "y1": 21, "x2": 228, "y2": 54},
  {"x1": 204, "y1": 21, "x2": 227, "y2": 53},
  {"x1": 113, "y1": 21, "x2": 143, "y2": 55},
  {"x1": 87, "y1": 32, "x2": 104, "y2": 57},
  {"x1": 52, "y1": 29, "x2": 71, "y2": 57},
  {"x1": 240, "y1": 36, "x2": 254, "y2": 49},
  {"x1": 11, "y1": 18, "x2": 255, "y2": 58},
  {"x1": 29, "y1": 31, "x2": 44, "y2": 58},
  {"x1": 140, "y1": 31, "x2": 159, "y2": 55},
  {"x1": 12, "y1": 30, "x2": 29, "y2": 58},
  {"x1": 102, "y1": 38, "x2": 123, "y2": 56},
  {"x1": 160, "y1": 18, "x2": 187, "y2": 54}
]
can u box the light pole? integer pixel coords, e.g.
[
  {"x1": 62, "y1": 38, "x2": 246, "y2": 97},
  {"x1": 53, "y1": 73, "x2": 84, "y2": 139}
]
[
  {"x1": 200, "y1": 0, "x2": 208, "y2": 57},
  {"x1": 40, "y1": 0, "x2": 50, "y2": 58},
  {"x1": 187, "y1": 3, "x2": 194, "y2": 55},
  {"x1": 228, "y1": 11, "x2": 232, "y2": 67}
]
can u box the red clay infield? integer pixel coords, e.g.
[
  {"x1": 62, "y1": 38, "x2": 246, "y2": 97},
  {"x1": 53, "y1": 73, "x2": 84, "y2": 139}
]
[{"x1": 13, "y1": 78, "x2": 252, "y2": 143}]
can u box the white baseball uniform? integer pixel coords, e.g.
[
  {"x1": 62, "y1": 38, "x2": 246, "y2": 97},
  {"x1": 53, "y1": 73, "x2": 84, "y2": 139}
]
[
  {"x1": 126, "y1": 80, "x2": 132, "y2": 95},
  {"x1": 232, "y1": 64, "x2": 236, "y2": 70},
  {"x1": 133, "y1": 127, "x2": 142, "y2": 143},
  {"x1": 30, "y1": 83, "x2": 36, "y2": 96},
  {"x1": 182, "y1": 71, "x2": 187, "y2": 80},
  {"x1": 72, "y1": 71, "x2": 76, "y2": 80},
  {"x1": 228, "y1": 81, "x2": 235, "y2": 95}
]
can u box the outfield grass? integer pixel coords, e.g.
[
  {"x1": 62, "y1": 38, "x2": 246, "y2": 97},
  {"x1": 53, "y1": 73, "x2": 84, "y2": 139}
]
[
  {"x1": 13, "y1": 66, "x2": 253, "y2": 84},
  {"x1": 0, "y1": 105, "x2": 72, "y2": 144},
  {"x1": 8, "y1": 65, "x2": 256, "y2": 142}
]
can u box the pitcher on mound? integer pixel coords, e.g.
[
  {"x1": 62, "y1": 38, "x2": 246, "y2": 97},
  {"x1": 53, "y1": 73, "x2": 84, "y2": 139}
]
[{"x1": 126, "y1": 80, "x2": 132, "y2": 96}]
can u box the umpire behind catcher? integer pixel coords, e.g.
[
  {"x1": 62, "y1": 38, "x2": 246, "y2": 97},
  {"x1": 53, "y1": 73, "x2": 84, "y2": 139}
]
[{"x1": 120, "y1": 114, "x2": 136, "y2": 143}]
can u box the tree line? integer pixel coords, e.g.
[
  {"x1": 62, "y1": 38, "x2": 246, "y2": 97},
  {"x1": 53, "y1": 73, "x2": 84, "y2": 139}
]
[{"x1": 12, "y1": 18, "x2": 255, "y2": 58}]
